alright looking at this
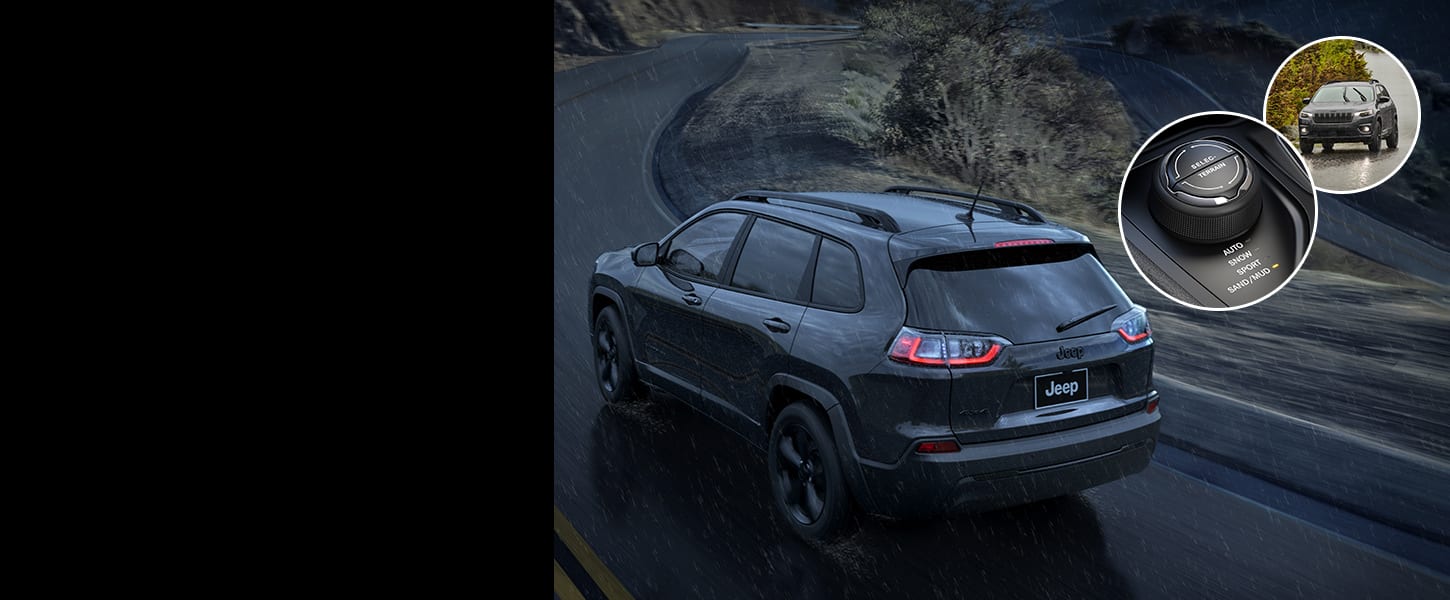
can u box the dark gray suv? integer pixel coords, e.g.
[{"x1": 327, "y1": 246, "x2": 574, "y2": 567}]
[
  {"x1": 588, "y1": 187, "x2": 1161, "y2": 540},
  {"x1": 1299, "y1": 79, "x2": 1400, "y2": 153}
]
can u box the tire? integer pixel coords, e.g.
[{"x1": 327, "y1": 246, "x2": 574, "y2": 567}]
[
  {"x1": 768, "y1": 403, "x2": 854, "y2": 541},
  {"x1": 593, "y1": 305, "x2": 643, "y2": 403},
  {"x1": 1369, "y1": 120, "x2": 1382, "y2": 152},
  {"x1": 1300, "y1": 139, "x2": 1313, "y2": 154},
  {"x1": 1388, "y1": 119, "x2": 1399, "y2": 149},
  {"x1": 1323, "y1": 142, "x2": 1335, "y2": 152}
]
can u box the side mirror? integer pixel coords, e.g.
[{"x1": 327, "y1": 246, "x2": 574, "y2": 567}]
[
  {"x1": 1378, "y1": 94, "x2": 1390, "y2": 103},
  {"x1": 632, "y1": 242, "x2": 659, "y2": 267},
  {"x1": 1301, "y1": 97, "x2": 1311, "y2": 105}
]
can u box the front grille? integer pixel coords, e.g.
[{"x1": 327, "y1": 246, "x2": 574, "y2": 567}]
[{"x1": 1315, "y1": 111, "x2": 1353, "y2": 123}]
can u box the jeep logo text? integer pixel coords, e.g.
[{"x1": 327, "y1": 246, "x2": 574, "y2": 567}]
[{"x1": 1044, "y1": 381, "x2": 1080, "y2": 397}]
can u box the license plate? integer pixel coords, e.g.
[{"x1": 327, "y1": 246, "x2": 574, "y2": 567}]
[{"x1": 1035, "y1": 368, "x2": 1088, "y2": 409}]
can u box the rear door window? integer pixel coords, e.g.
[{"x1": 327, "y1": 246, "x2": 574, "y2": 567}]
[
  {"x1": 904, "y1": 244, "x2": 1130, "y2": 344},
  {"x1": 811, "y1": 238, "x2": 862, "y2": 309},
  {"x1": 730, "y1": 218, "x2": 818, "y2": 301}
]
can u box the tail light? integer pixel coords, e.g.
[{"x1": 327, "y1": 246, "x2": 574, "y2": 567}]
[
  {"x1": 1114, "y1": 306, "x2": 1151, "y2": 343},
  {"x1": 915, "y1": 440, "x2": 961, "y2": 454},
  {"x1": 889, "y1": 327, "x2": 1005, "y2": 367}
]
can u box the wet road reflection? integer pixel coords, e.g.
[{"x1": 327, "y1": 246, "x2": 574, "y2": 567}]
[{"x1": 1304, "y1": 144, "x2": 1413, "y2": 191}]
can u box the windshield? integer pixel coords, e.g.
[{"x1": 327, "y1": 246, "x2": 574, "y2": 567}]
[
  {"x1": 1312, "y1": 85, "x2": 1372, "y2": 103},
  {"x1": 903, "y1": 244, "x2": 1131, "y2": 344}
]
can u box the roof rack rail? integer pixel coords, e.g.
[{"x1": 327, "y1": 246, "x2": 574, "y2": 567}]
[
  {"x1": 731, "y1": 190, "x2": 902, "y2": 233},
  {"x1": 883, "y1": 186, "x2": 1047, "y2": 223}
]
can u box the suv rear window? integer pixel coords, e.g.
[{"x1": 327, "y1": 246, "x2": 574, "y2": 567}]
[{"x1": 903, "y1": 244, "x2": 1130, "y2": 344}]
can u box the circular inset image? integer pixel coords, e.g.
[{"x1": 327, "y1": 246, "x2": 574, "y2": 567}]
[
  {"x1": 1117, "y1": 111, "x2": 1318, "y2": 311},
  {"x1": 1264, "y1": 36, "x2": 1421, "y2": 194}
]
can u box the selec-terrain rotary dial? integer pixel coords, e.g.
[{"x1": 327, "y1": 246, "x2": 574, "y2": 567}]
[{"x1": 1149, "y1": 139, "x2": 1262, "y2": 244}]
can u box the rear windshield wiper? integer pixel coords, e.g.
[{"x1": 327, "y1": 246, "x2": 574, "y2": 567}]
[{"x1": 1056, "y1": 304, "x2": 1118, "y2": 333}]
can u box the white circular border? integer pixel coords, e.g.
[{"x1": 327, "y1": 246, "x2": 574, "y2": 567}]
[
  {"x1": 1116, "y1": 110, "x2": 1319, "y2": 312},
  {"x1": 1262, "y1": 35, "x2": 1422, "y2": 195}
]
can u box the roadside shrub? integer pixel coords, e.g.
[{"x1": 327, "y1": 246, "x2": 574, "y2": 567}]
[
  {"x1": 1265, "y1": 39, "x2": 1373, "y2": 136},
  {"x1": 862, "y1": 0, "x2": 1134, "y2": 214}
]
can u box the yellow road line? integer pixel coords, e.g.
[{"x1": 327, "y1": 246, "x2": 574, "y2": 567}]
[
  {"x1": 554, "y1": 505, "x2": 637, "y2": 600},
  {"x1": 554, "y1": 560, "x2": 585, "y2": 600}
]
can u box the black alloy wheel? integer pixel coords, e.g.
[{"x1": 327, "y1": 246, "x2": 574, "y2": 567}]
[
  {"x1": 593, "y1": 306, "x2": 641, "y2": 402},
  {"x1": 776, "y1": 423, "x2": 828, "y2": 524},
  {"x1": 768, "y1": 403, "x2": 852, "y2": 540}
]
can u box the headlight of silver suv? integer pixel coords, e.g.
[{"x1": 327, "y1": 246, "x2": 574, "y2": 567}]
[
  {"x1": 1356, "y1": 110, "x2": 1372, "y2": 118},
  {"x1": 1300, "y1": 111, "x2": 1312, "y2": 120}
]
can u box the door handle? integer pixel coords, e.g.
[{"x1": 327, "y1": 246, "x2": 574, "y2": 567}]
[
  {"x1": 763, "y1": 318, "x2": 791, "y2": 333},
  {"x1": 682, "y1": 294, "x2": 702, "y2": 306}
]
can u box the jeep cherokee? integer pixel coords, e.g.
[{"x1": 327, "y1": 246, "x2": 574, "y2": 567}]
[
  {"x1": 588, "y1": 187, "x2": 1161, "y2": 540},
  {"x1": 1298, "y1": 79, "x2": 1400, "y2": 153}
]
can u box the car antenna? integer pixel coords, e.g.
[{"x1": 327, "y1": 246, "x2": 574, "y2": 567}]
[
  {"x1": 955, "y1": 173, "x2": 986, "y2": 243},
  {"x1": 966, "y1": 175, "x2": 984, "y2": 223}
]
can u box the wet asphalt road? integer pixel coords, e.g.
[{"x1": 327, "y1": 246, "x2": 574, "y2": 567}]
[
  {"x1": 1301, "y1": 50, "x2": 1422, "y2": 193},
  {"x1": 553, "y1": 34, "x2": 1449, "y2": 598},
  {"x1": 1307, "y1": 144, "x2": 1415, "y2": 192}
]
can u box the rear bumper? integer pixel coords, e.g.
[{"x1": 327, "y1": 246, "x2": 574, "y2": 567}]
[{"x1": 853, "y1": 399, "x2": 1160, "y2": 518}]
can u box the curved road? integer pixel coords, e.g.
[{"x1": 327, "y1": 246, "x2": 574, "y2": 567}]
[{"x1": 554, "y1": 34, "x2": 1449, "y2": 598}]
